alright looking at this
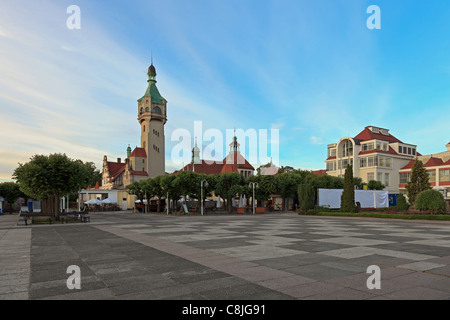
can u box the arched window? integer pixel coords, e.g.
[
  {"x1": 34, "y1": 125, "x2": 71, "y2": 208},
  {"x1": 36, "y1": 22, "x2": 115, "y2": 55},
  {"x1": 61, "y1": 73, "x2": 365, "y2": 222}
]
[
  {"x1": 145, "y1": 107, "x2": 149, "y2": 112},
  {"x1": 143, "y1": 125, "x2": 146, "y2": 132},
  {"x1": 153, "y1": 106, "x2": 162, "y2": 114},
  {"x1": 140, "y1": 108, "x2": 143, "y2": 114}
]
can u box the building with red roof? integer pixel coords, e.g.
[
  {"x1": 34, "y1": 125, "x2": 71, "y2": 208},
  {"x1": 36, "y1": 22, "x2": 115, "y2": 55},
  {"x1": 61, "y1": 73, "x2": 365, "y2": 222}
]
[
  {"x1": 399, "y1": 143, "x2": 450, "y2": 197},
  {"x1": 325, "y1": 126, "x2": 419, "y2": 193},
  {"x1": 174, "y1": 136, "x2": 255, "y2": 177}
]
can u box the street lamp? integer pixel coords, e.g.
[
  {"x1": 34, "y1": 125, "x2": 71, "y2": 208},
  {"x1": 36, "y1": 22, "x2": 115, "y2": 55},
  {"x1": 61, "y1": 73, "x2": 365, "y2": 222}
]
[
  {"x1": 249, "y1": 182, "x2": 259, "y2": 214},
  {"x1": 200, "y1": 179, "x2": 209, "y2": 216}
]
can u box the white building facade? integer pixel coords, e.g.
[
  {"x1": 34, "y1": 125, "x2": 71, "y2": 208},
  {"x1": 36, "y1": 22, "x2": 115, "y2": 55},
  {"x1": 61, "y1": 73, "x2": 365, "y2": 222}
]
[{"x1": 325, "y1": 126, "x2": 418, "y2": 194}]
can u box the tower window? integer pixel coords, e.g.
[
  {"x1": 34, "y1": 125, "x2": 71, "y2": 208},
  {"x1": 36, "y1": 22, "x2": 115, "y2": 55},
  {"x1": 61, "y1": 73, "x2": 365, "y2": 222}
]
[
  {"x1": 145, "y1": 107, "x2": 149, "y2": 112},
  {"x1": 153, "y1": 106, "x2": 162, "y2": 114},
  {"x1": 143, "y1": 125, "x2": 145, "y2": 132}
]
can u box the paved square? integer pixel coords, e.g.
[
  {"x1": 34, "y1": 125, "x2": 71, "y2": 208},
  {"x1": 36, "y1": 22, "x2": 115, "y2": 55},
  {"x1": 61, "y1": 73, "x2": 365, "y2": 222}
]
[{"x1": 1, "y1": 212, "x2": 450, "y2": 300}]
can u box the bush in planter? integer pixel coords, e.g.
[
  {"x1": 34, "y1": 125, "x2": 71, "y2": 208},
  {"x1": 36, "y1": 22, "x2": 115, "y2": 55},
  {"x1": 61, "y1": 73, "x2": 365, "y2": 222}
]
[
  {"x1": 415, "y1": 189, "x2": 446, "y2": 213},
  {"x1": 397, "y1": 194, "x2": 409, "y2": 211}
]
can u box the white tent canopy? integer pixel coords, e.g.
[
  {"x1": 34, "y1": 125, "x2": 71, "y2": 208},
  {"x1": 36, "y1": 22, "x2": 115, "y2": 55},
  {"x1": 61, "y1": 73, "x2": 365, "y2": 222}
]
[
  {"x1": 101, "y1": 198, "x2": 116, "y2": 204},
  {"x1": 85, "y1": 198, "x2": 102, "y2": 205}
]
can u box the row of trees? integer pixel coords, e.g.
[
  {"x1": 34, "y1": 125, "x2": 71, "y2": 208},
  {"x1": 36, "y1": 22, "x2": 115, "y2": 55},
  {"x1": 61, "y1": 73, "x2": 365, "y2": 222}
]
[
  {"x1": 125, "y1": 168, "x2": 372, "y2": 214},
  {"x1": 11, "y1": 153, "x2": 102, "y2": 214}
]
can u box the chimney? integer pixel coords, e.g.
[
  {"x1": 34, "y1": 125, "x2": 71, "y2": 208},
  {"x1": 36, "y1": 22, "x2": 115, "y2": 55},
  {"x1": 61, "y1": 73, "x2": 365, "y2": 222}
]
[
  {"x1": 117, "y1": 158, "x2": 121, "y2": 163},
  {"x1": 446, "y1": 143, "x2": 450, "y2": 152}
]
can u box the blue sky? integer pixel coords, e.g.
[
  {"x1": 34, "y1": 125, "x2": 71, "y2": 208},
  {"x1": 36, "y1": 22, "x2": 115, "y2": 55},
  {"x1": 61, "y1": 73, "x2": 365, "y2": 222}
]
[{"x1": 1, "y1": 0, "x2": 450, "y2": 180}]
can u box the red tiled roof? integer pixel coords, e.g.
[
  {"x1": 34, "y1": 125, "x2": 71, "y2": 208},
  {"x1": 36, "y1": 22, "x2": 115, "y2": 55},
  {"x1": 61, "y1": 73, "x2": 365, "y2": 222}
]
[
  {"x1": 400, "y1": 160, "x2": 415, "y2": 170},
  {"x1": 174, "y1": 152, "x2": 255, "y2": 175},
  {"x1": 129, "y1": 170, "x2": 148, "y2": 176},
  {"x1": 424, "y1": 157, "x2": 444, "y2": 167},
  {"x1": 107, "y1": 161, "x2": 126, "y2": 178},
  {"x1": 312, "y1": 170, "x2": 327, "y2": 176},
  {"x1": 326, "y1": 156, "x2": 336, "y2": 161},
  {"x1": 129, "y1": 147, "x2": 147, "y2": 158},
  {"x1": 354, "y1": 127, "x2": 402, "y2": 143},
  {"x1": 444, "y1": 159, "x2": 450, "y2": 166}
]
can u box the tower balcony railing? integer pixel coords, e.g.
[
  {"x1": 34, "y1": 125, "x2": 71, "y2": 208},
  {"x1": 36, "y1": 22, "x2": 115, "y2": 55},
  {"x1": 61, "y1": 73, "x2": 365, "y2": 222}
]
[{"x1": 138, "y1": 111, "x2": 167, "y2": 122}]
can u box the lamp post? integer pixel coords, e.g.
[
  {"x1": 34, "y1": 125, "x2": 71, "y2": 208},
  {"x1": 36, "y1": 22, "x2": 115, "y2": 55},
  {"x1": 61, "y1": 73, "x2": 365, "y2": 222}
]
[
  {"x1": 249, "y1": 182, "x2": 259, "y2": 215},
  {"x1": 200, "y1": 179, "x2": 209, "y2": 216}
]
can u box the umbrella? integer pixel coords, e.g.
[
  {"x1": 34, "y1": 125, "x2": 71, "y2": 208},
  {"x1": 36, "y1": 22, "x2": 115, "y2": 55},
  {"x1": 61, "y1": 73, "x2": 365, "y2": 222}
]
[
  {"x1": 101, "y1": 198, "x2": 116, "y2": 204},
  {"x1": 85, "y1": 198, "x2": 102, "y2": 205}
]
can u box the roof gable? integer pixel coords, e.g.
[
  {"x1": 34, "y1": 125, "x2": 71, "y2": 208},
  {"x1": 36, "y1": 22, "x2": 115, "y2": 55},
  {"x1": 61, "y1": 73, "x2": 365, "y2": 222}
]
[{"x1": 354, "y1": 127, "x2": 402, "y2": 143}]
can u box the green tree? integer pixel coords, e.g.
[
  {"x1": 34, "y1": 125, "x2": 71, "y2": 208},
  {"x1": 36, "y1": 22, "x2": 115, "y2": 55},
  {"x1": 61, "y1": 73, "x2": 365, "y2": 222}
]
[
  {"x1": 173, "y1": 171, "x2": 202, "y2": 210},
  {"x1": 397, "y1": 194, "x2": 409, "y2": 211},
  {"x1": 275, "y1": 172, "x2": 303, "y2": 211},
  {"x1": 298, "y1": 184, "x2": 315, "y2": 212},
  {"x1": 415, "y1": 189, "x2": 446, "y2": 213},
  {"x1": 147, "y1": 176, "x2": 165, "y2": 213},
  {"x1": 406, "y1": 159, "x2": 431, "y2": 206},
  {"x1": 367, "y1": 180, "x2": 385, "y2": 190},
  {"x1": 160, "y1": 174, "x2": 182, "y2": 213},
  {"x1": 340, "y1": 164, "x2": 356, "y2": 213},
  {"x1": 13, "y1": 154, "x2": 98, "y2": 214},
  {"x1": 0, "y1": 182, "x2": 27, "y2": 206},
  {"x1": 126, "y1": 180, "x2": 146, "y2": 210},
  {"x1": 215, "y1": 173, "x2": 244, "y2": 214}
]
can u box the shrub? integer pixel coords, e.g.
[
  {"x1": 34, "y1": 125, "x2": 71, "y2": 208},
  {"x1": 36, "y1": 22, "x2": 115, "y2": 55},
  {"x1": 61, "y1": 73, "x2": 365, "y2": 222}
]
[
  {"x1": 397, "y1": 194, "x2": 409, "y2": 211},
  {"x1": 298, "y1": 184, "x2": 315, "y2": 212},
  {"x1": 415, "y1": 189, "x2": 446, "y2": 213},
  {"x1": 340, "y1": 164, "x2": 356, "y2": 213}
]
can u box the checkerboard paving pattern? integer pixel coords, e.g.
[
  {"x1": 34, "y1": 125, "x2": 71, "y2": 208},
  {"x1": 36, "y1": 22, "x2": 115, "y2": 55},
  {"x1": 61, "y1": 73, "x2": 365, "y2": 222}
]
[
  {"x1": 92, "y1": 214, "x2": 450, "y2": 299},
  {"x1": 12, "y1": 213, "x2": 450, "y2": 300}
]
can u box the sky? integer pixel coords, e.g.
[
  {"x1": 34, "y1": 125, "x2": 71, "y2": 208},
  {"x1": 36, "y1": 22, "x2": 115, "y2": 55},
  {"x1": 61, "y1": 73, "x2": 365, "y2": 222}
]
[{"x1": 1, "y1": 0, "x2": 450, "y2": 181}]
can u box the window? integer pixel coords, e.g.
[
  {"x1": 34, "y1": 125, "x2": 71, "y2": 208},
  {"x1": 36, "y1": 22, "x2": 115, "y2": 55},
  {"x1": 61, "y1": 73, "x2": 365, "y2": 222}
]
[
  {"x1": 377, "y1": 172, "x2": 383, "y2": 182},
  {"x1": 360, "y1": 158, "x2": 367, "y2": 168},
  {"x1": 440, "y1": 169, "x2": 450, "y2": 182},
  {"x1": 153, "y1": 106, "x2": 162, "y2": 114},
  {"x1": 383, "y1": 143, "x2": 388, "y2": 151},
  {"x1": 408, "y1": 147, "x2": 412, "y2": 155},
  {"x1": 340, "y1": 140, "x2": 353, "y2": 157},
  {"x1": 145, "y1": 107, "x2": 149, "y2": 112},
  {"x1": 376, "y1": 142, "x2": 382, "y2": 150},
  {"x1": 367, "y1": 173, "x2": 374, "y2": 181},
  {"x1": 362, "y1": 143, "x2": 374, "y2": 151},
  {"x1": 412, "y1": 148, "x2": 416, "y2": 155},
  {"x1": 327, "y1": 161, "x2": 336, "y2": 171},
  {"x1": 143, "y1": 125, "x2": 145, "y2": 132},
  {"x1": 399, "y1": 146, "x2": 403, "y2": 154},
  {"x1": 328, "y1": 148, "x2": 336, "y2": 157},
  {"x1": 378, "y1": 156, "x2": 392, "y2": 168},
  {"x1": 385, "y1": 173, "x2": 390, "y2": 187},
  {"x1": 399, "y1": 172, "x2": 410, "y2": 184},
  {"x1": 428, "y1": 170, "x2": 436, "y2": 183}
]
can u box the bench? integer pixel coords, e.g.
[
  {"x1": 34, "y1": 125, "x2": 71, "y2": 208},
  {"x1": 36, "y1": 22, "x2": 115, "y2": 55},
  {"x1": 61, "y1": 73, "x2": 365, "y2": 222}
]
[
  {"x1": 59, "y1": 212, "x2": 90, "y2": 223},
  {"x1": 17, "y1": 211, "x2": 90, "y2": 225},
  {"x1": 17, "y1": 212, "x2": 54, "y2": 226}
]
